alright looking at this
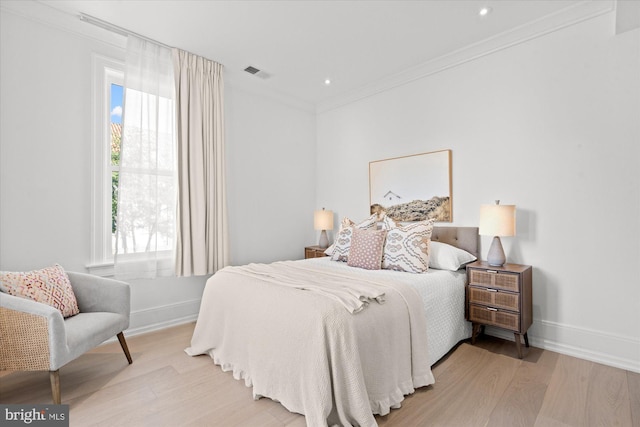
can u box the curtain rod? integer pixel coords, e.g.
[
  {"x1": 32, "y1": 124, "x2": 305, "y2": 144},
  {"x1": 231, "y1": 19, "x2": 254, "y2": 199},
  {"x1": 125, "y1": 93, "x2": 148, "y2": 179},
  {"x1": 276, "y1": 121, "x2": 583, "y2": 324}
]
[{"x1": 78, "y1": 13, "x2": 172, "y2": 49}]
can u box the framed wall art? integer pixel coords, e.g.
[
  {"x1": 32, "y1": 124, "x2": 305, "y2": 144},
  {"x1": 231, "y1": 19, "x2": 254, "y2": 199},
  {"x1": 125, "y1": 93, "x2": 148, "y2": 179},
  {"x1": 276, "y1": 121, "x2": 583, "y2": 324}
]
[{"x1": 369, "y1": 149, "x2": 452, "y2": 222}]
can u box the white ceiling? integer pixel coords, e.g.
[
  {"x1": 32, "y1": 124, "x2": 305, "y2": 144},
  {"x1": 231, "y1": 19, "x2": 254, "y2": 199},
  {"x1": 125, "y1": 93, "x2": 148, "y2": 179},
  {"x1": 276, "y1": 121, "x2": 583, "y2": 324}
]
[{"x1": 32, "y1": 1, "x2": 608, "y2": 109}]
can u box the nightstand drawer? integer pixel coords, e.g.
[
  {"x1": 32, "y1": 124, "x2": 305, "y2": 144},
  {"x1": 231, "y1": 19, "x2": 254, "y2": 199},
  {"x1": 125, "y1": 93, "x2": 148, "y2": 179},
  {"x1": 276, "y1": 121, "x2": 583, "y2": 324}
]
[
  {"x1": 469, "y1": 286, "x2": 520, "y2": 312},
  {"x1": 469, "y1": 269, "x2": 520, "y2": 292},
  {"x1": 469, "y1": 303, "x2": 520, "y2": 331},
  {"x1": 305, "y1": 246, "x2": 328, "y2": 259}
]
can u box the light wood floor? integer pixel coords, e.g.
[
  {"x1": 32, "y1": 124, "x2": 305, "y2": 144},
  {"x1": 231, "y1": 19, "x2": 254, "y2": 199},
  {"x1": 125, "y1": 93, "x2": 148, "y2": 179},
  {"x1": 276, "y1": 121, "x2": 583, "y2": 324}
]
[{"x1": 1, "y1": 322, "x2": 638, "y2": 426}]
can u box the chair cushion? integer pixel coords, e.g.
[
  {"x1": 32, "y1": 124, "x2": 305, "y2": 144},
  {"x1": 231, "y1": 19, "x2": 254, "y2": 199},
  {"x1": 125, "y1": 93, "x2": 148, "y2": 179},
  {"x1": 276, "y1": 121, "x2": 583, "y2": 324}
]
[
  {"x1": 52, "y1": 312, "x2": 129, "y2": 370},
  {"x1": 0, "y1": 264, "x2": 80, "y2": 318}
]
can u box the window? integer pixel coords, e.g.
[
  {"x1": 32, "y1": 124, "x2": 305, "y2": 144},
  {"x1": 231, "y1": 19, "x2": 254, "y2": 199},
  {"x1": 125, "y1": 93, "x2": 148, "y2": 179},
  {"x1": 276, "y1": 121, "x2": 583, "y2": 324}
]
[
  {"x1": 89, "y1": 54, "x2": 174, "y2": 277},
  {"x1": 89, "y1": 55, "x2": 124, "y2": 275},
  {"x1": 113, "y1": 87, "x2": 176, "y2": 257},
  {"x1": 110, "y1": 83, "x2": 123, "y2": 255}
]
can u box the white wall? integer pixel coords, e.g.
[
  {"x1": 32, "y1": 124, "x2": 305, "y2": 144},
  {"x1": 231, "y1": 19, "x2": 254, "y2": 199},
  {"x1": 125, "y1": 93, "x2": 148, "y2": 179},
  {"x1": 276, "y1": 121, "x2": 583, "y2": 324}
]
[
  {"x1": 225, "y1": 85, "x2": 317, "y2": 265},
  {"x1": 0, "y1": 4, "x2": 317, "y2": 334},
  {"x1": 317, "y1": 12, "x2": 640, "y2": 371}
]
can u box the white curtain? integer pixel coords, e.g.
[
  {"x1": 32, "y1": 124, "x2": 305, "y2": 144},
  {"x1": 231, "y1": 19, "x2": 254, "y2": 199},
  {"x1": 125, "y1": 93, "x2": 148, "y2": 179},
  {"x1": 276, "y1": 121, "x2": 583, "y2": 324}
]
[
  {"x1": 173, "y1": 49, "x2": 228, "y2": 276},
  {"x1": 115, "y1": 36, "x2": 176, "y2": 279}
]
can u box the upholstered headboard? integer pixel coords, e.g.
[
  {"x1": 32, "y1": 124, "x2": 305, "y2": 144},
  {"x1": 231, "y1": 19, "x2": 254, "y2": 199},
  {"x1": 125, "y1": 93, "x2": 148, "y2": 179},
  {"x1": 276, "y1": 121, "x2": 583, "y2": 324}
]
[{"x1": 431, "y1": 226, "x2": 479, "y2": 259}]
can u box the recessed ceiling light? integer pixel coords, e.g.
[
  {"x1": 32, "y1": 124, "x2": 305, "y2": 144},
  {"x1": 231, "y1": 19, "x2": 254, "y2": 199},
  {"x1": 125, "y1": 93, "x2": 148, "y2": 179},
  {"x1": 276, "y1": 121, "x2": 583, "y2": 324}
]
[
  {"x1": 479, "y1": 6, "x2": 492, "y2": 17},
  {"x1": 324, "y1": 79, "x2": 331, "y2": 86}
]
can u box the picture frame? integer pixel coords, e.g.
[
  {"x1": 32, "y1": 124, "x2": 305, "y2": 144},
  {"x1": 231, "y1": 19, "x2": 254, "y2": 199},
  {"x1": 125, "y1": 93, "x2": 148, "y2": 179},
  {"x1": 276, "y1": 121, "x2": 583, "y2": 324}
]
[{"x1": 369, "y1": 149, "x2": 452, "y2": 222}]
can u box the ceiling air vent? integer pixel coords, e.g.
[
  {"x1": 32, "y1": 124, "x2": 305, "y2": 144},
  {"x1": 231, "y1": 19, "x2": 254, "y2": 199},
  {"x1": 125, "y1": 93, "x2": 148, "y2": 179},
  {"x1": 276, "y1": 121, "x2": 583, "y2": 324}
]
[
  {"x1": 244, "y1": 65, "x2": 270, "y2": 79},
  {"x1": 244, "y1": 66, "x2": 260, "y2": 75}
]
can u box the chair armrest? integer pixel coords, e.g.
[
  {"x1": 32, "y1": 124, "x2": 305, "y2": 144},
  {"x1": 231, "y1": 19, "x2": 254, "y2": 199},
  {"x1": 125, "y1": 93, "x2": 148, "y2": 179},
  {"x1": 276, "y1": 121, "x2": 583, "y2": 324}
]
[
  {"x1": 67, "y1": 272, "x2": 130, "y2": 317},
  {"x1": 0, "y1": 293, "x2": 66, "y2": 371},
  {"x1": 1, "y1": 292, "x2": 62, "y2": 319}
]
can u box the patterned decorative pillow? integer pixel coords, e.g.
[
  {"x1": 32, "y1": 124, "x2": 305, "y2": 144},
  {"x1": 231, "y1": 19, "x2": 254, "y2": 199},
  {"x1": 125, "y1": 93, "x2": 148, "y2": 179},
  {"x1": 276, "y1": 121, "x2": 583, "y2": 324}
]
[
  {"x1": 382, "y1": 219, "x2": 435, "y2": 273},
  {"x1": 381, "y1": 215, "x2": 397, "y2": 230},
  {"x1": 329, "y1": 214, "x2": 379, "y2": 261},
  {"x1": 0, "y1": 264, "x2": 80, "y2": 318},
  {"x1": 347, "y1": 228, "x2": 387, "y2": 270},
  {"x1": 324, "y1": 217, "x2": 355, "y2": 256}
]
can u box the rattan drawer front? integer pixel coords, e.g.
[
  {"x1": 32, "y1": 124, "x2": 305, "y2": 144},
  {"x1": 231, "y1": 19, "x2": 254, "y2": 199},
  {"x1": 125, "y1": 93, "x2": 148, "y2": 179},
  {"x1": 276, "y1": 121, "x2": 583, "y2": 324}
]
[
  {"x1": 305, "y1": 247, "x2": 328, "y2": 259},
  {"x1": 469, "y1": 304, "x2": 520, "y2": 331},
  {"x1": 469, "y1": 287, "x2": 520, "y2": 312},
  {"x1": 469, "y1": 269, "x2": 520, "y2": 292}
]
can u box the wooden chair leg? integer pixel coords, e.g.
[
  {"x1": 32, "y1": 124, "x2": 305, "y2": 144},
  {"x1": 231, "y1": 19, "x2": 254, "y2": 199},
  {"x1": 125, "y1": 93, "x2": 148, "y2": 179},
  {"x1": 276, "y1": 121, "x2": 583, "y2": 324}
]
[
  {"x1": 117, "y1": 332, "x2": 133, "y2": 364},
  {"x1": 50, "y1": 370, "x2": 61, "y2": 404}
]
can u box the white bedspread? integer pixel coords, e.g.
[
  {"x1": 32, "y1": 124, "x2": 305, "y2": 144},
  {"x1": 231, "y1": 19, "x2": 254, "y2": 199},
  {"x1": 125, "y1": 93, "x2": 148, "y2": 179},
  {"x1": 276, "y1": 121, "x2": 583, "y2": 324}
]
[
  {"x1": 186, "y1": 259, "x2": 436, "y2": 427},
  {"x1": 304, "y1": 258, "x2": 472, "y2": 366}
]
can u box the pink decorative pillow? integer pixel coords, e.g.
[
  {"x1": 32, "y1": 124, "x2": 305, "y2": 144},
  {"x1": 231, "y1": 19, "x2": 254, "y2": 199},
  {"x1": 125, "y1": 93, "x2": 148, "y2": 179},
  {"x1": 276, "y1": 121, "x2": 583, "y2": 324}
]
[
  {"x1": 0, "y1": 264, "x2": 80, "y2": 318},
  {"x1": 382, "y1": 219, "x2": 435, "y2": 273},
  {"x1": 347, "y1": 228, "x2": 387, "y2": 270},
  {"x1": 329, "y1": 214, "x2": 379, "y2": 261}
]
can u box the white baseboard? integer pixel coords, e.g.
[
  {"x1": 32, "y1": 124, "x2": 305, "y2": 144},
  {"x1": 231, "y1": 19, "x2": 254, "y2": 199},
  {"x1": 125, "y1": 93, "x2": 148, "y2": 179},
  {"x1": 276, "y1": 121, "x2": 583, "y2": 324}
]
[
  {"x1": 126, "y1": 298, "x2": 201, "y2": 336},
  {"x1": 103, "y1": 299, "x2": 200, "y2": 344},
  {"x1": 125, "y1": 313, "x2": 198, "y2": 338},
  {"x1": 485, "y1": 320, "x2": 640, "y2": 373}
]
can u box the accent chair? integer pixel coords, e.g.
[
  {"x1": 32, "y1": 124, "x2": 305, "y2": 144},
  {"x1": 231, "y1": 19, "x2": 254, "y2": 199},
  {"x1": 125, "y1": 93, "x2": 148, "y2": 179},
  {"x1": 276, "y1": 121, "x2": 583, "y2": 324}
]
[{"x1": 0, "y1": 272, "x2": 132, "y2": 404}]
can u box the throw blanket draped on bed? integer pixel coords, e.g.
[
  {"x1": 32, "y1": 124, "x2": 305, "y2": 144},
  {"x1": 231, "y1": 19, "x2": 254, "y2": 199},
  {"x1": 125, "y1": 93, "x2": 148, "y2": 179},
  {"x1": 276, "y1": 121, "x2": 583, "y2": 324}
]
[
  {"x1": 226, "y1": 262, "x2": 387, "y2": 313},
  {"x1": 186, "y1": 260, "x2": 434, "y2": 427}
]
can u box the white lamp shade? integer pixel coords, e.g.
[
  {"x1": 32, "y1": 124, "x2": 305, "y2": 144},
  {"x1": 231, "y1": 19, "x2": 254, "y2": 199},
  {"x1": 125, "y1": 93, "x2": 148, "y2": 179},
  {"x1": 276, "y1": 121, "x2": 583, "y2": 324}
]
[
  {"x1": 314, "y1": 209, "x2": 334, "y2": 231},
  {"x1": 479, "y1": 204, "x2": 516, "y2": 237}
]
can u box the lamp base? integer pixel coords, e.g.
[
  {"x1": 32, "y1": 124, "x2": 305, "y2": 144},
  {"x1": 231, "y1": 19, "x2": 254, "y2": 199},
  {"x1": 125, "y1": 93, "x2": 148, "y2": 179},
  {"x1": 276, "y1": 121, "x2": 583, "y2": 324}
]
[
  {"x1": 487, "y1": 236, "x2": 506, "y2": 267},
  {"x1": 318, "y1": 230, "x2": 329, "y2": 249}
]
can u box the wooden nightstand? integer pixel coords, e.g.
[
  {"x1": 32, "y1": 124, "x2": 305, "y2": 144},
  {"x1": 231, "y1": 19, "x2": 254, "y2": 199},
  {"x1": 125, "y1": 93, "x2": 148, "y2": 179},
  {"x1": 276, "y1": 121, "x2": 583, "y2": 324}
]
[
  {"x1": 466, "y1": 261, "x2": 533, "y2": 358},
  {"x1": 305, "y1": 246, "x2": 328, "y2": 259}
]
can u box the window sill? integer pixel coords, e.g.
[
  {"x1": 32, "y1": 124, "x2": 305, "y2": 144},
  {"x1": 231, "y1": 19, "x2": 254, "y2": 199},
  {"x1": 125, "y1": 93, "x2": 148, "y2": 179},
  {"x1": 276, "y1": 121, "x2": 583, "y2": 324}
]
[
  {"x1": 86, "y1": 262, "x2": 115, "y2": 277},
  {"x1": 87, "y1": 255, "x2": 174, "y2": 279}
]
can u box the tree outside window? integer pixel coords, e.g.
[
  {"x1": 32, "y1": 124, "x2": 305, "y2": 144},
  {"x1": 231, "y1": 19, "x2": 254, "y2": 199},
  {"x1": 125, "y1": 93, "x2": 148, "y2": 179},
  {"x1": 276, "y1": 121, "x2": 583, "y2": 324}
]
[{"x1": 110, "y1": 83, "x2": 123, "y2": 254}]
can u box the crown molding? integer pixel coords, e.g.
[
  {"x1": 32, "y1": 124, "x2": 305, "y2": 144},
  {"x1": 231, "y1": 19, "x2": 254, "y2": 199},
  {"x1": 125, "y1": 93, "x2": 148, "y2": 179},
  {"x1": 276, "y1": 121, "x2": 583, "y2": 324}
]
[
  {"x1": 3, "y1": 0, "x2": 615, "y2": 116},
  {"x1": 316, "y1": 0, "x2": 615, "y2": 114}
]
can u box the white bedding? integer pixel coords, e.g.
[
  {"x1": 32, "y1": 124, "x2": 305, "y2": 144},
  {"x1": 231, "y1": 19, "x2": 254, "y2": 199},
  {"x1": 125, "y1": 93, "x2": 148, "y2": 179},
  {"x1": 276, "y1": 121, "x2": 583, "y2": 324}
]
[
  {"x1": 303, "y1": 258, "x2": 472, "y2": 366},
  {"x1": 186, "y1": 258, "x2": 470, "y2": 426}
]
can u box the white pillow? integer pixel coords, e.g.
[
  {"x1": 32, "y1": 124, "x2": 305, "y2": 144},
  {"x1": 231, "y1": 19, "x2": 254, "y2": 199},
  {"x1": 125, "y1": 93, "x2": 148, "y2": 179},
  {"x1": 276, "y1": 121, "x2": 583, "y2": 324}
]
[{"x1": 429, "y1": 241, "x2": 477, "y2": 271}]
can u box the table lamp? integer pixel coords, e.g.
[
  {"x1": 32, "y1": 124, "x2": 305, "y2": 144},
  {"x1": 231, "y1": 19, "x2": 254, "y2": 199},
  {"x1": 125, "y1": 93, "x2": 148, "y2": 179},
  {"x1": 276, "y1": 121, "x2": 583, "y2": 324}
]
[
  {"x1": 314, "y1": 208, "x2": 334, "y2": 249},
  {"x1": 479, "y1": 200, "x2": 516, "y2": 267}
]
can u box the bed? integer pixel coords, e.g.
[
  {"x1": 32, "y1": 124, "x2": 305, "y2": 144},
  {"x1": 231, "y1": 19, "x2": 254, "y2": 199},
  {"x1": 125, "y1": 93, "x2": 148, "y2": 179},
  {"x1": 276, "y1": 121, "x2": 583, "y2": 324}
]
[{"x1": 186, "y1": 225, "x2": 478, "y2": 427}]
